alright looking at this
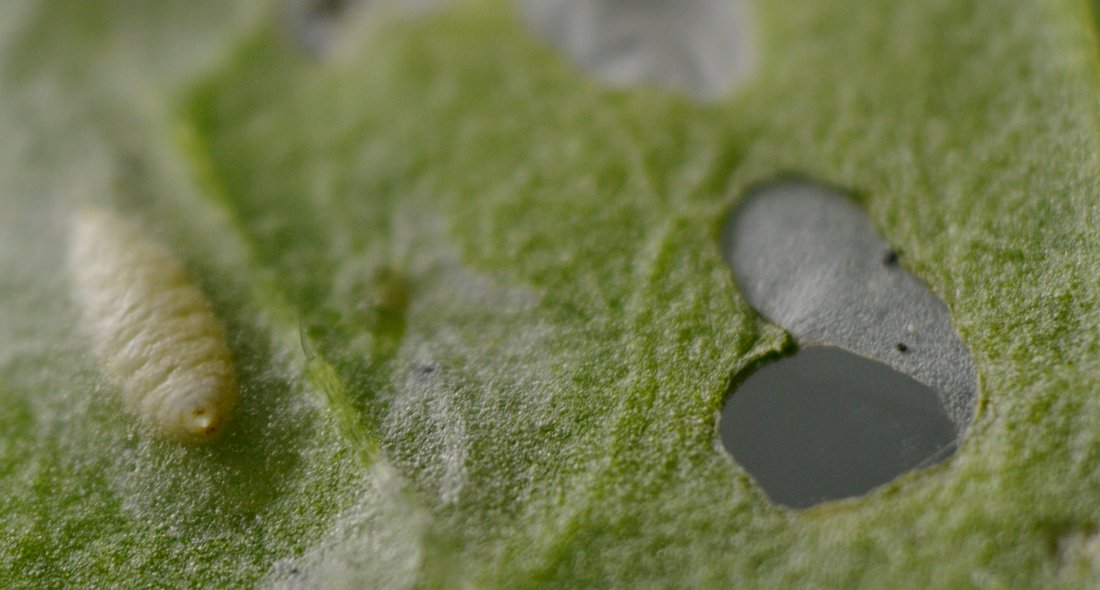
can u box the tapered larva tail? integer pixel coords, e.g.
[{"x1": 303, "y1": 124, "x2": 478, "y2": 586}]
[{"x1": 69, "y1": 207, "x2": 237, "y2": 444}]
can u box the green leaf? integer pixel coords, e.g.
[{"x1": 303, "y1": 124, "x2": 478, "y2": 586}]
[{"x1": 5, "y1": 0, "x2": 1100, "y2": 587}]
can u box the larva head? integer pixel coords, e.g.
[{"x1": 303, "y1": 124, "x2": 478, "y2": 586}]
[
  {"x1": 180, "y1": 400, "x2": 224, "y2": 442},
  {"x1": 158, "y1": 377, "x2": 237, "y2": 445}
]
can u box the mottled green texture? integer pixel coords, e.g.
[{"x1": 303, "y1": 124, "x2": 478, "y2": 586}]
[{"x1": 3, "y1": 0, "x2": 1100, "y2": 587}]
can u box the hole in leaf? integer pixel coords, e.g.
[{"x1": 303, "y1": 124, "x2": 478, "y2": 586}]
[
  {"x1": 720, "y1": 346, "x2": 957, "y2": 509},
  {"x1": 287, "y1": 0, "x2": 361, "y2": 55},
  {"x1": 718, "y1": 179, "x2": 977, "y2": 508},
  {"x1": 522, "y1": 0, "x2": 755, "y2": 100},
  {"x1": 287, "y1": 0, "x2": 445, "y2": 57}
]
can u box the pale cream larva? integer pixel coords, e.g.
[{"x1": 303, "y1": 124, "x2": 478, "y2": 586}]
[{"x1": 69, "y1": 207, "x2": 237, "y2": 444}]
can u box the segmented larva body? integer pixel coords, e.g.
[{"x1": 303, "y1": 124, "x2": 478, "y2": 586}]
[{"x1": 69, "y1": 207, "x2": 237, "y2": 444}]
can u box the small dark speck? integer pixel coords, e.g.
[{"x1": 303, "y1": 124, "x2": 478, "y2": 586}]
[
  {"x1": 413, "y1": 365, "x2": 437, "y2": 377},
  {"x1": 307, "y1": 0, "x2": 350, "y2": 17},
  {"x1": 896, "y1": 342, "x2": 909, "y2": 353},
  {"x1": 289, "y1": 568, "x2": 301, "y2": 576},
  {"x1": 883, "y1": 250, "x2": 899, "y2": 266}
]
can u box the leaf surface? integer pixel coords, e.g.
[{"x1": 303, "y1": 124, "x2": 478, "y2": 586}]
[{"x1": 4, "y1": 0, "x2": 1100, "y2": 587}]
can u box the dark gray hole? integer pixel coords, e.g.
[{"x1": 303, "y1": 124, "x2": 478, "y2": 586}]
[{"x1": 720, "y1": 346, "x2": 957, "y2": 509}]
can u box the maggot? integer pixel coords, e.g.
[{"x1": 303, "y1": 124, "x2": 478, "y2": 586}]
[{"x1": 68, "y1": 207, "x2": 237, "y2": 443}]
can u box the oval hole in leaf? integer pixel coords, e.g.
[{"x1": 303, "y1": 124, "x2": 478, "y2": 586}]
[
  {"x1": 522, "y1": 0, "x2": 755, "y2": 100},
  {"x1": 718, "y1": 179, "x2": 977, "y2": 508},
  {"x1": 720, "y1": 346, "x2": 957, "y2": 508}
]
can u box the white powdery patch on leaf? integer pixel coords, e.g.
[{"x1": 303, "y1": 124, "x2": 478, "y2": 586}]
[
  {"x1": 523, "y1": 0, "x2": 754, "y2": 100},
  {"x1": 262, "y1": 463, "x2": 429, "y2": 590}
]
